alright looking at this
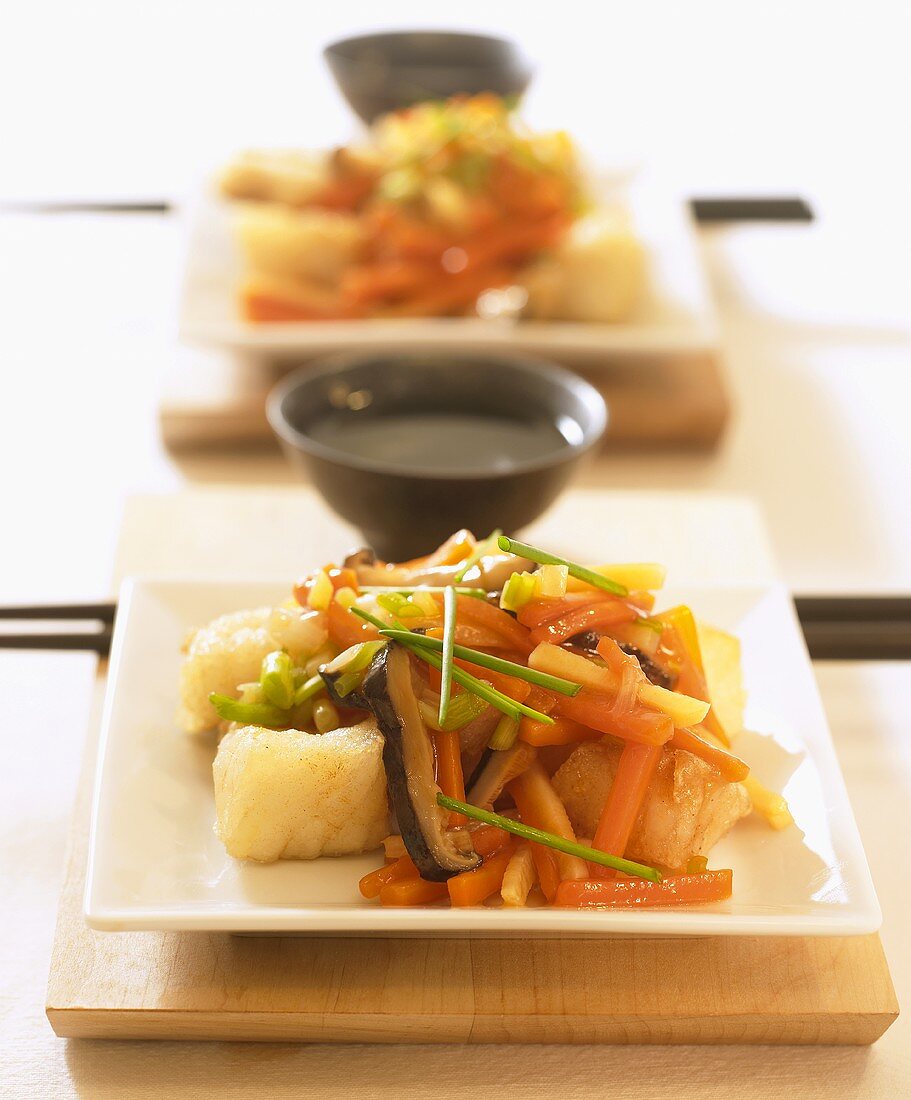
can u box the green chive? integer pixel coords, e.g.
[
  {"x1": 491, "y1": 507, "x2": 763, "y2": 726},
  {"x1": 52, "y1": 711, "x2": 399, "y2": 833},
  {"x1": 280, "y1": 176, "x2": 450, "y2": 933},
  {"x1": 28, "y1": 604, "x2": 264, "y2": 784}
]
[
  {"x1": 379, "y1": 629, "x2": 580, "y2": 696},
  {"x1": 436, "y1": 794, "x2": 663, "y2": 883},
  {"x1": 259, "y1": 650, "x2": 294, "y2": 709},
  {"x1": 497, "y1": 536, "x2": 629, "y2": 597},
  {"x1": 360, "y1": 585, "x2": 486, "y2": 597},
  {"x1": 439, "y1": 586, "x2": 457, "y2": 726},
  {"x1": 453, "y1": 528, "x2": 502, "y2": 583},
  {"x1": 488, "y1": 714, "x2": 520, "y2": 750},
  {"x1": 350, "y1": 607, "x2": 553, "y2": 724},
  {"x1": 209, "y1": 693, "x2": 290, "y2": 729}
]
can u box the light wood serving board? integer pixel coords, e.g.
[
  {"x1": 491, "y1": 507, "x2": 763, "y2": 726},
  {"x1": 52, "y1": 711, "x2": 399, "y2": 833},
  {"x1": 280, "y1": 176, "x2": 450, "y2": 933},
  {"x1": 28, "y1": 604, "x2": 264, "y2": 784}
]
[
  {"x1": 159, "y1": 348, "x2": 729, "y2": 453},
  {"x1": 46, "y1": 489, "x2": 898, "y2": 1044}
]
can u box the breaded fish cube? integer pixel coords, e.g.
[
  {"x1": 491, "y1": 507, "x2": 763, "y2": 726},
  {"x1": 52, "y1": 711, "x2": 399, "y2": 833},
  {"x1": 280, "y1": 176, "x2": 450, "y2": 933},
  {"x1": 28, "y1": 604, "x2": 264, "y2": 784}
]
[
  {"x1": 553, "y1": 741, "x2": 750, "y2": 870},
  {"x1": 178, "y1": 607, "x2": 277, "y2": 734},
  {"x1": 213, "y1": 720, "x2": 389, "y2": 862}
]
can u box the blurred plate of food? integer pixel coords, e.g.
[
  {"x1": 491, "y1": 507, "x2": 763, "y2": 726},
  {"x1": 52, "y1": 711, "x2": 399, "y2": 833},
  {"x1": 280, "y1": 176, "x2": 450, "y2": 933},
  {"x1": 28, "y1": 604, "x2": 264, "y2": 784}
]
[{"x1": 179, "y1": 95, "x2": 717, "y2": 358}]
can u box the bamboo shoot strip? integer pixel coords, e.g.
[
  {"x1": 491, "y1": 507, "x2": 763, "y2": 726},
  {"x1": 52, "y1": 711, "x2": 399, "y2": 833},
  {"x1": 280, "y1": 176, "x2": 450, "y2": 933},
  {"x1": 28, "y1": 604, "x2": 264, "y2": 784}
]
[{"x1": 497, "y1": 536, "x2": 628, "y2": 597}]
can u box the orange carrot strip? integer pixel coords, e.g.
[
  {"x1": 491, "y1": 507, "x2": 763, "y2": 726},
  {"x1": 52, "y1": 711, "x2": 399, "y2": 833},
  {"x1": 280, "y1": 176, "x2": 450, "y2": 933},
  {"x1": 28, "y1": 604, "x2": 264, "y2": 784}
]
[
  {"x1": 434, "y1": 729, "x2": 468, "y2": 826},
  {"x1": 453, "y1": 658, "x2": 531, "y2": 704},
  {"x1": 326, "y1": 599, "x2": 380, "y2": 649},
  {"x1": 590, "y1": 742, "x2": 662, "y2": 877},
  {"x1": 508, "y1": 761, "x2": 588, "y2": 881},
  {"x1": 445, "y1": 594, "x2": 534, "y2": 655},
  {"x1": 671, "y1": 726, "x2": 750, "y2": 783},
  {"x1": 517, "y1": 593, "x2": 618, "y2": 630},
  {"x1": 469, "y1": 824, "x2": 511, "y2": 858},
  {"x1": 359, "y1": 854, "x2": 418, "y2": 899},
  {"x1": 447, "y1": 846, "x2": 515, "y2": 907},
  {"x1": 555, "y1": 870, "x2": 733, "y2": 909},
  {"x1": 379, "y1": 877, "x2": 449, "y2": 907},
  {"x1": 518, "y1": 715, "x2": 602, "y2": 747}
]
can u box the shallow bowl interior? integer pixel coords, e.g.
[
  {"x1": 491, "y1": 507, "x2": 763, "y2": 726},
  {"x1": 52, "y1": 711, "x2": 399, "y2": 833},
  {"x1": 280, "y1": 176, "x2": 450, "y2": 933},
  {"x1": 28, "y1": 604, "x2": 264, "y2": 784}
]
[{"x1": 268, "y1": 352, "x2": 606, "y2": 559}]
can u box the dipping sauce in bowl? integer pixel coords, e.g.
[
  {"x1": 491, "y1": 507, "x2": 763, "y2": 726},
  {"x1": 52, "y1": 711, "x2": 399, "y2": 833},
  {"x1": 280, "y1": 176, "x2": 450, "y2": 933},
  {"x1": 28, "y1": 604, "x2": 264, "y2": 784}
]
[{"x1": 268, "y1": 352, "x2": 606, "y2": 560}]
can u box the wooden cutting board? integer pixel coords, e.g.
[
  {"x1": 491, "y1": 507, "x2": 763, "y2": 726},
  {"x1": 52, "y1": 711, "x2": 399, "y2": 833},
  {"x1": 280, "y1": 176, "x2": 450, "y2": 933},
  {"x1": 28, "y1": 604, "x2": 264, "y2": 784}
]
[
  {"x1": 158, "y1": 347, "x2": 729, "y2": 453},
  {"x1": 45, "y1": 489, "x2": 898, "y2": 1044}
]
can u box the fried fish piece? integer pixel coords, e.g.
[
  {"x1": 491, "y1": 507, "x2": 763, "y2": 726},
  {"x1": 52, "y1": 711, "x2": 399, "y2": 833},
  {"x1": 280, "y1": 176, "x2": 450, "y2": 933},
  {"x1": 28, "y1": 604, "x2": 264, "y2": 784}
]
[{"x1": 552, "y1": 740, "x2": 750, "y2": 870}]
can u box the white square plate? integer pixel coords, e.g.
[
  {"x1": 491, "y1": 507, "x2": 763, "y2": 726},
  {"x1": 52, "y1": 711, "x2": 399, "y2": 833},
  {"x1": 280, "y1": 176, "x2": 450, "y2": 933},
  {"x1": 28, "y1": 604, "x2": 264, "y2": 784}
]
[
  {"x1": 177, "y1": 177, "x2": 718, "y2": 360},
  {"x1": 85, "y1": 578, "x2": 880, "y2": 936}
]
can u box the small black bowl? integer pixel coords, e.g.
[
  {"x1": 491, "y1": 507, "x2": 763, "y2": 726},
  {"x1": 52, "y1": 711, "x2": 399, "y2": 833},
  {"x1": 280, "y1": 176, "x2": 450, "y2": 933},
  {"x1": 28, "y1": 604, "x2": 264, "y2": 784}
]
[
  {"x1": 267, "y1": 351, "x2": 607, "y2": 561},
  {"x1": 324, "y1": 30, "x2": 534, "y2": 123}
]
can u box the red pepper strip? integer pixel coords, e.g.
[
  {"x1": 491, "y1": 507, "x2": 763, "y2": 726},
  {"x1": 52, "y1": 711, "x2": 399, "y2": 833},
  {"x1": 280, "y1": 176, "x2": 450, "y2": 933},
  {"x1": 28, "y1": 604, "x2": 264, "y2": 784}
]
[
  {"x1": 529, "y1": 601, "x2": 638, "y2": 646},
  {"x1": 590, "y1": 742, "x2": 663, "y2": 877},
  {"x1": 556, "y1": 692, "x2": 674, "y2": 746},
  {"x1": 434, "y1": 729, "x2": 468, "y2": 825},
  {"x1": 555, "y1": 869, "x2": 733, "y2": 908},
  {"x1": 671, "y1": 726, "x2": 750, "y2": 783},
  {"x1": 517, "y1": 593, "x2": 618, "y2": 630},
  {"x1": 359, "y1": 854, "x2": 418, "y2": 899}
]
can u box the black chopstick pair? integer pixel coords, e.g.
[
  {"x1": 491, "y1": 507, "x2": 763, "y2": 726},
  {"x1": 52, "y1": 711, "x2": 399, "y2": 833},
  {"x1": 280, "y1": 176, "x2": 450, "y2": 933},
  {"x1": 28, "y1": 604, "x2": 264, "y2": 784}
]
[
  {"x1": 0, "y1": 602, "x2": 116, "y2": 655},
  {"x1": 1, "y1": 597, "x2": 909, "y2": 661}
]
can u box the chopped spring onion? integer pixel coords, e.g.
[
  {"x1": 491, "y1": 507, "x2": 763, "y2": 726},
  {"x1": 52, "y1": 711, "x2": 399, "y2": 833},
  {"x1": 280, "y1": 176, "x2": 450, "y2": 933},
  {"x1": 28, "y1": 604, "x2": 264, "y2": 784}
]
[
  {"x1": 322, "y1": 640, "x2": 387, "y2": 697},
  {"x1": 488, "y1": 714, "x2": 520, "y2": 750},
  {"x1": 453, "y1": 527, "x2": 502, "y2": 583},
  {"x1": 497, "y1": 536, "x2": 628, "y2": 597},
  {"x1": 439, "y1": 586, "x2": 457, "y2": 726},
  {"x1": 209, "y1": 693, "x2": 290, "y2": 729},
  {"x1": 376, "y1": 592, "x2": 423, "y2": 618},
  {"x1": 419, "y1": 692, "x2": 489, "y2": 731},
  {"x1": 379, "y1": 629, "x2": 581, "y2": 696},
  {"x1": 500, "y1": 571, "x2": 537, "y2": 612},
  {"x1": 260, "y1": 650, "x2": 294, "y2": 710},
  {"x1": 293, "y1": 673, "x2": 326, "y2": 706},
  {"x1": 350, "y1": 607, "x2": 553, "y2": 724},
  {"x1": 436, "y1": 794, "x2": 663, "y2": 883}
]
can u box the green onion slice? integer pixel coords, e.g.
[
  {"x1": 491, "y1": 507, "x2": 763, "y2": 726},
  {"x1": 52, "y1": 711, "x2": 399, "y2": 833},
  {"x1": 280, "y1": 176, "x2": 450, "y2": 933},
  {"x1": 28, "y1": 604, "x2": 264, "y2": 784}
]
[
  {"x1": 453, "y1": 528, "x2": 502, "y2": 583},
  {"x1": 497, "y1": 536, "x2": 628, "y2": 597},
  {"x1": 379, "y1": 629, "x2": 580, "y2": 696},
  {"x1": 259, "y1": 650, "x2": 294, "y2": 710},
  {"x1": 436, "y1": 794, "x2": 663, "y2": 883},
  {"x1": 209, "y1": 693, "x2": 290, "y2": 729},
  {"x1": 438, "y1": 586, "x2": 457, "y2": 726},
  {"x1": 293, "y1": 673, "x2": 326, "y2": 706},
  {"x1": 488, "y1": 714, "x2": 520, "y2": 751}
]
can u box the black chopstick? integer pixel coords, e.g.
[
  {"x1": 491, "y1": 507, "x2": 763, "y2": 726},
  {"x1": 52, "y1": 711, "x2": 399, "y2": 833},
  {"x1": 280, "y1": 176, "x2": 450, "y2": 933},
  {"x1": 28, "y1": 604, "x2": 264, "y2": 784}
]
[
  {"x1": 0, "y1": 602, "x2": 116, "y2": 655},
  {"x1": 1, "y1": 596, "x2": 909, "y2": 659},
  {"x1": 690, "y1": 196, "x2": 814, "y2": 223}
]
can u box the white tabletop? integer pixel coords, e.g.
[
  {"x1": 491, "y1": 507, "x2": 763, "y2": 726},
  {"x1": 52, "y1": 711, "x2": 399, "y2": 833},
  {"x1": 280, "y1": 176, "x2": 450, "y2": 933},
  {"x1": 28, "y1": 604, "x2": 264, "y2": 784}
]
[{"x1": 2, "y1": 3, "x2": 911, "y2": 1090}]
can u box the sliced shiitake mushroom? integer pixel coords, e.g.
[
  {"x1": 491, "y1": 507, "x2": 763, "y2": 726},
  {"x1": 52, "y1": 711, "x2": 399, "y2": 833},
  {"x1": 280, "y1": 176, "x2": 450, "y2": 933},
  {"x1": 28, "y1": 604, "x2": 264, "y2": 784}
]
[{"x1": 361, "y1": 643, "x2": 480, "y2": 881}]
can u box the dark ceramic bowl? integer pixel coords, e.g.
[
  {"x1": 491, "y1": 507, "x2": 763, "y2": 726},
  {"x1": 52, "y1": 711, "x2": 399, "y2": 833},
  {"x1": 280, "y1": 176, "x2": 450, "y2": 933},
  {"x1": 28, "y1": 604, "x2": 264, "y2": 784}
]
[
  {"x1": 267, "y1": 351, "x2": 607, "y2": 561},
  {"x1": 323, "y1": 30, "x2": 534, "y2": 123}
]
